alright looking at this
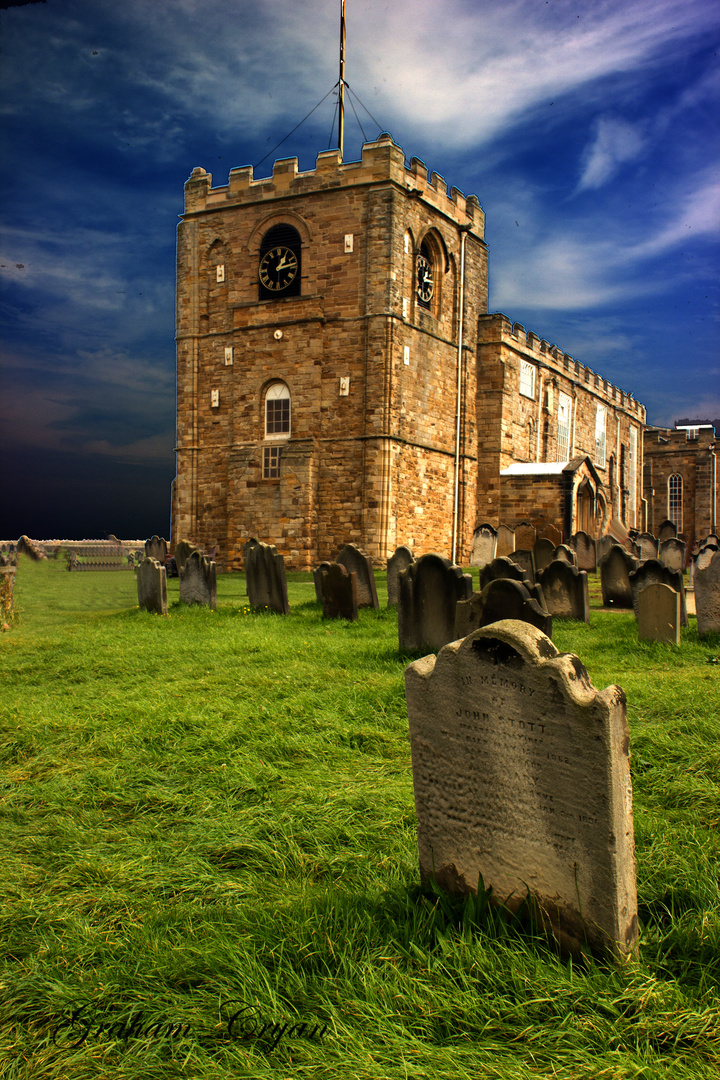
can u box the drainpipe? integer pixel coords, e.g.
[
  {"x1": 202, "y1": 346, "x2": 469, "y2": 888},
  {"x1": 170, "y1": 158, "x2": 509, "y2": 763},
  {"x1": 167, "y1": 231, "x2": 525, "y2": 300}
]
[
  {"x1": 640, "y1": 422, "x2": 647, "y2": 531},
  {"x1": 451, "y1": 227, "x2": 468, "y2": 564},
  {"x1": 535, "y1": 372, "x2": 544, "y2": 462},
  {"x1": 710, "y1": 445, "x2": 717, "y2": 533}
]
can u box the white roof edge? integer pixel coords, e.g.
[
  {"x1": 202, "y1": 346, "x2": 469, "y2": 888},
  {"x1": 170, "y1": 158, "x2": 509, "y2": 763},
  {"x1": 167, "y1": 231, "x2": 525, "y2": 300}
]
[{"x1": 501, "y1": 461, "x2": 568, "y2": 476}]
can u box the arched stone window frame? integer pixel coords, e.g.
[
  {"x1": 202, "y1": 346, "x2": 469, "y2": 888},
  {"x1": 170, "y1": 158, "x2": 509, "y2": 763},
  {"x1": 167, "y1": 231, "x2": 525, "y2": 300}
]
[
  {"x1": 667, "y1": 473, "x2": 683, "y2": 531},
  {"x1": 414, "y1": 228, "x2": 448, "y2": 319}
]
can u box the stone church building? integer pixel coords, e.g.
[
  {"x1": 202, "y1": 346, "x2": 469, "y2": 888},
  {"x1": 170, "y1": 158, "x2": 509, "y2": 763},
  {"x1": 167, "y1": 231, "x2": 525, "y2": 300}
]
[{"x1": 172, "y1": 134, "x2": 646, "y2": 569}]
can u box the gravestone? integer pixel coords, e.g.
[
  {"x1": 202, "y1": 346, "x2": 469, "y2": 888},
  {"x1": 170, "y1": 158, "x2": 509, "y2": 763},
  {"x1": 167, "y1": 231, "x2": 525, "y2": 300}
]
[
  {"x1": 405, "y1": 620, "x2": 638, "y2": 959},
  {"x1": 638, "y1": 583, "x2": 680, "y2": 646},
  {"x1": 536, "y1": 561, "x2": 590, "y2": 622},
  {"x1": 320, "y1": 562, "x2": 358, "y2": 621},
  {"x1": 244, "y1": 539, "x2": 290, "y2": 614},
  {"x1": 137, "y1": 557, "x2": 167, "y2": 615},
  {"x1": 179, "y1": 550, "x2": 217, "y2": 609},
  {"x1": 694, "y1": 549, "x2": 720, "y2": 637},
  {"x1": 572, "y1": 531, "x2": 597, "y2": 572},
  {"x1": 174, "y1": 539, "x2": 198, "y2": 574},
  {"x1": 496, "y1": 525, "x2": 515, "y2": 557},
  {"x1": 145, "y1": 535, "x2": 168, "y2": 563},
  {"x1": 514, "y1": 523, "x2": 536, "y2": 551},
  {"x1": 455, "y1": 579, "x2": 552, "y2": 638},
  {"x1": 657, "y1": 519, "x2": 677, "y2": 544},
  {"x1": 387, "y1": 546, "x2": 414, "y2": 607},
  {"x1": 470, "y1": 524, "x2": 498, "y2": 568},
  {"x1": 398, "y1": 554, "x2": 472, "y2": 654},
  {"x1": 599, "y1": 545, "x2": 638, "y2": 608},
  {"x1": 539, "y1": 523, "x2": 562, "y2": 547},
  {"x1": 511, "y1": 549, "x2": 536, "y2": 584},
  {"x1": 659, "y1": 537, "x2": 685, "y2": 575},
  {"x1": 337, "y1": 544, "x2": 379, "y2": 609},
  {"x1": 695, "y1": 544, "x2": 719, "y2": 573},
  {"x1": 704, "y1": 533, "x2": 720, "y2": 548},
  {"x1": 533, "y1": 537, "x2": 556, "y2": 572},
  {"x1": 629, "y1": 559, "x2": 687, "y2": 627},
  {"x1": 313, "y1": 561, "x2": 332, "y2": 603},
  {"x1": 479, "y1": 556, "x2": 530, "y2": 591},
  {"x1": 553, "y1": 544, "x2": 577, "y2": 566},
  {"x1": 596, "y1": 535, "x2": 615, "y2": 563},
  {"x1": 637, "y1": 532, "x2": 658, "y2": 561}
]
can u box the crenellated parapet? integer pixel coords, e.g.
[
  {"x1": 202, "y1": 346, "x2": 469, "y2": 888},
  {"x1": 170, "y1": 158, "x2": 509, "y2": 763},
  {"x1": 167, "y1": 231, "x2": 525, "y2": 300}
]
[{"x1": 183, "y1": 133, "x2": 484, "y2": 236}]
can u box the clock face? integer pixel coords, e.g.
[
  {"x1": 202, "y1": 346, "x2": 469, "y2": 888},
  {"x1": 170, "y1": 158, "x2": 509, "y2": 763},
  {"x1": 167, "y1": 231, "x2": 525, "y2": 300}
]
[
  {"x1": 259, "y1": 246, "x2": 298, "y2": 292},
  {"x1": 416, "y1": 254, "x2": 433, "y2": 303}
]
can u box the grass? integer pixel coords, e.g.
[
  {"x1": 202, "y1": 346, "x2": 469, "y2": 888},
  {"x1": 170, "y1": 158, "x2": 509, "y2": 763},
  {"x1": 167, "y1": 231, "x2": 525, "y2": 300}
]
[{"x1": 0, "y1": 555, "x2": 719, "y2": 1079}]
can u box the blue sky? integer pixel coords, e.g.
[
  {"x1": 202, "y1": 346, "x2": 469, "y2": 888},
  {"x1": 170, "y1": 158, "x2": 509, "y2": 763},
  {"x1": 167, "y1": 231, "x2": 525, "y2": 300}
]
[{"x1": 1, "y1": 0, "x2": 718, "y2": 540}]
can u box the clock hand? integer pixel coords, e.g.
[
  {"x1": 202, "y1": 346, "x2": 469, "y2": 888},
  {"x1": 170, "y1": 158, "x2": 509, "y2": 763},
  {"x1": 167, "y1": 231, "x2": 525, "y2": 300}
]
[{"x1": 276, "y1": 255, "x2": 289, "y2": 272}]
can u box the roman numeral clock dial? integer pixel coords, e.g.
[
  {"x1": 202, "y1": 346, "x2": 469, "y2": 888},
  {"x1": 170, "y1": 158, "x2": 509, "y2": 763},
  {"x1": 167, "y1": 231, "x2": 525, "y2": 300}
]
[
  {"x1": 259, "y1": 246, "x2": 298, "y2": 292},
  {"x1": 416, "y1": 253, "x2": 433, "y2": 304}
]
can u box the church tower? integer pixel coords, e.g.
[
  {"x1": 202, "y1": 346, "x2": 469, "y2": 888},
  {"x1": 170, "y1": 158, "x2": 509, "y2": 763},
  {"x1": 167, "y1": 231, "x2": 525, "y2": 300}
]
[{"x1": 172, "y1": 133, "x2": 488, "y2": 569}]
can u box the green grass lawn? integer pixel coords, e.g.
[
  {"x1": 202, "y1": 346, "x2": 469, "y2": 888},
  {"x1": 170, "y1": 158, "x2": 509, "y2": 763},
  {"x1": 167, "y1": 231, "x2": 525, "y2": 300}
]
[{"x1": 1, "y1": 557, "x2": 719, "y2": 1079}]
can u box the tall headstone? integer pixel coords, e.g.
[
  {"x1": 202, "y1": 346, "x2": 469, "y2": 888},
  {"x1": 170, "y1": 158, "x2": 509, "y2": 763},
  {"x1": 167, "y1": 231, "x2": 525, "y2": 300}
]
[
  {"x1": 244, "y1": 539, "x2": 290, "y2": 614},
  {"x1": 629, "y1": 559, "x2": 687, "y2": 627},
  {"x1": 533, "y1": 537, "x2": 556, "y2": 572},
  {"x1": 398, "y1": 554, "x2": 472, "y2": 654},
  {"x1": 145, "y1": 535, "x2": 168, "y2": 563},
  {"x1": 320, "y1": 562, "x2": 358, "y2": 621},
  {"x1": 571, "y1": 531, "x2": 597, "y2": 572},
  {"x1": 539, "y1": 523, "x2": 562, "y2": 547},
  {"x1": 470, "y1": 524, "x2": 498, "y2": 569},
  {"x1": 496, "y1": 525, "x2": 515, "y2": 557},
  {"x1": 596, "y1": 535, "x2": 615, "y2": 563},
  {"x1": 599, "y1": 545, "x2": 638, "y2": 608},
  {"x1": 479, "y1": 556, "x2": 530, "y2": 591},
  {"x1": 659, "y1": 537, "x2": 685, "y2": 575},
  {"x1": 455, "y1": 579, "x2": 552, "y2": 639},
  {"x1": 137, "y1": 557, "x2": 167, "y2": 615},
  {"x1": 179, "y1": 550, "x2": 217, "y2": 609},
  {"x1": 405, "y1": 620, "x2": 638, "y2": 959},
  {"x1": 387, "y1": 546, "x2": 414, "y2": 607},
  {"x1": 536, "y1": 561, "x2": 590, "y2": 622},
  {"x1": 638, "y1": 583, "x2": 680, "y2": 645},
  {"x1": 337, "y1": 544, "x2": 379, "y2": 609},
  {"x1": 694, "y1": 549, "x2": 720, "y2": 637}
]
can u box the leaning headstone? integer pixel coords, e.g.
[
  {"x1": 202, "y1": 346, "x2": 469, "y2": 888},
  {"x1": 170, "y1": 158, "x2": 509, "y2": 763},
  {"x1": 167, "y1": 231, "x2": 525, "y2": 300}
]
[
  {"x1": 637, "y1": 532, "x2": 658, "y2": 561},
  {"x1": 470, "y1": 524, "x2": 498, "y2": 568},
  {"x1": 553, "y1": 544, "x2": 577, "y2": 566},
  {"x1": 496, "y1": 525, "x2": 515, "y2": 557},
  {"x1": 320, "y1": 562, "x2": 358, "y2": 621},
  {"x1": 514, "y1": 523, "x2": 536, "y2": 551},
  {"x1": 313, "y1": 562, "x2": 332, "y2": 603},
  {"x1": 629, "y1": 559, "x2": 687, "y2": 627},
  {"x1": 137, "y1": 557, "x2": 167, "y2": 615},
  {"x1": 511, "y1": 549, "x2": 536, "y2": 584},
  {"x1": 179, "y1": 550, "x2": 217, "y2": 610},
  {"x1": 536, "y1": 560, "x2": 590, "y2": 622},
  {"x1": 599, "y1": 545, "x2": 638, "y2": 608},
  {"x1": 657, "y1": 520, "x2": 677, "y2": 544},
  {"x1": 455, "y1": 579, "x2": 552, "y2": 638},
  {"x1": 244, "y1": 539, "x2": 290, "y2": 614},
  {"x1": 405, "y1": 620, "x2": 638, "y2": 959},
  {"x1": 398, "y1": 554, "x2": 472, "y2": 654},
  {"x1": 572, "y1": 531, "x2": 597, "y2": 572},
  {"x1": 659, "y1": 537, "x2": 685, "y2": 575},
  {"x1": 694, "y1": 550, "x2": 720, "y2": 637},
  {"x1": 387, "y1": 546, "x2": 414, "y2": 607},
  {"x1": 337, "y1": 544, "x2": 379, "y2": 609},
  {"x1": 479, "y1": 556, "x2": 530, "y2": 591},
  {"x1": 638, "y1": 583, "x2": 680, "y2": 645},
  {"x1": 533, "y1": 537, "x2": 556, "y2": 572},
  {"x1": 174, "y1": 539, "x2": 198, "y2": 574},
  {"x1": 145, "y1": 535, "x2": 167, "y2": 563}
]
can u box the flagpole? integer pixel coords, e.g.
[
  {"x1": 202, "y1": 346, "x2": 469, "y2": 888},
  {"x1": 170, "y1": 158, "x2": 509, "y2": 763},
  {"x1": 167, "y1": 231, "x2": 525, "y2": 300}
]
[{"x1": 338, "y1": 0, "x2": 346, "y2": 160}]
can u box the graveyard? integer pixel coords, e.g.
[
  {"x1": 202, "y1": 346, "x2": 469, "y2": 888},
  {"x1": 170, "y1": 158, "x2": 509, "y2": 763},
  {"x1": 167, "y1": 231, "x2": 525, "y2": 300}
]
[{"x1": 1, "y1": 555, "x2": 719, "y2": 1079}]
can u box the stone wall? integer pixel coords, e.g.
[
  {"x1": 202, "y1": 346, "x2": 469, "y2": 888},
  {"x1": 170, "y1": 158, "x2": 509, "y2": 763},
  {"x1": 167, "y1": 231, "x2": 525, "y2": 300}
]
[{"x1": 643, "y1": 426, "x2": 718, "y2": 540}]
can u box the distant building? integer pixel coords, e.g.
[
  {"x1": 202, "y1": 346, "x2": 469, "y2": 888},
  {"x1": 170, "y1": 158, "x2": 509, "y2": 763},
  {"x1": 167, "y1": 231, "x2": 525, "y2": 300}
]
[
  {"x1": 172, "y1": 135, "x2": 646, "y2": 568},
  {"x1": 643, "y1": 420, "x2": 718, "y2": 541}
]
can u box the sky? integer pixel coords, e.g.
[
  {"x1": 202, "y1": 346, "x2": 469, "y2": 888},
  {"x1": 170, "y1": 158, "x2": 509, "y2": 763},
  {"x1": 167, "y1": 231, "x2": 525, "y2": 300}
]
[{"x1": 1, "y1": 0, "x2": 718, "y2": 541}]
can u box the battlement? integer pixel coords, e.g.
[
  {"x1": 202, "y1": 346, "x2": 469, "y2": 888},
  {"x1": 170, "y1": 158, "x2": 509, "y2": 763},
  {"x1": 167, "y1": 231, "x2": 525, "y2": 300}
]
[
  {"x1": 183, "y1": 133, "x2": 484, "y2": 234},
  {"x1": 478, "y1": 312, "x2": 646, "y2": 419}
]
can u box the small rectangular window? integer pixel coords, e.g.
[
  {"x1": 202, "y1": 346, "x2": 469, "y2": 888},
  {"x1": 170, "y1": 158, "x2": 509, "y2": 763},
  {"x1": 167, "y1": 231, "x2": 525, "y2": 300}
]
[
  {"x1": 519, "y1": 361, "x2": 535, "y2": 399},
  {"x1": 668, "y1": 474, "x2": 683, "y2": 530},
  {"x1": 263, "y1": 446, "x2": 281, "y2": 479},
  {"x1": 594, "y1": 405, "x2": 607, "y2": 468},
  {"x1": 266, "y1": 398, "x2": 290, "y2": 435}
]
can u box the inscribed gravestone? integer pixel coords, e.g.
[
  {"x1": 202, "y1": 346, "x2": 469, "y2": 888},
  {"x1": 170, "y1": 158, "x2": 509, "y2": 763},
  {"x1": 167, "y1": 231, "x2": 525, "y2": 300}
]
[
  {"x1": 638, "y1": 583, "x2": 680, "y2": 645},
  {"x1": 533, "y1": 538, "x2": 556, "y2": 572},
  {"x1": 455, "y1": 579, "x2": 552, "y2": 639},
  {"x1": 470, "y1": 524, "x2": 498, "y2": 568},
  {"x1": 320, "y1": 562, "x2": 358, "y2": 621},
  {"x1": 637, "y1": 532, "x2": 658, "y2": 561},
  {"x1": 572, "y1": 531, "x2": 597, "y2": 572},
  {"x1": 145, "y1": 535, "x2": 167, "y2": 563},
  {"x1": 629, "y1": 559, "x2": 687, "y2": 627},
  {"x1": 694, "y1": 549, "x2": 720, "y2": 637},
  {"x1": 244, "y1": 539, "x2": 290, "y2": 614},
  {"x1": 137, "y1": 557, "x2": 167, "y2": 615},
  {"x1": 179, "y1": 550, "x2": 217, "y2": 610},
  {"x1": 659, "y1": 537, "x2": 685, "y2": 575},
  {"x1": 599, "y1": 545, "x2": 638, "y2": 608},
  {"x1": 337, "y1": 544, "x2": 379, "y2": 609},
  {"x1": 539, "y1": 523, "x2": 562, "y2": 547},
  {"x1": 496, "y1": 525, "x2": 515, "y2": 557},
  {"x1": 536, "y1": 561, "x2": 590, "y2": 622},
  {"x1": 398, "y1": 554, "x2": 472, "y2": 654},
  {"x1": 479, "y1": 556, "x2": 530, "y2": 591},
  {"x1": 514, "y1": 523, "x2": 536, "y2": 551},
  {"x1": 387, "y1": 546, "x2": 414, "y2": 607},
  {"x1": 405, "y1": 619, "x2": 638, "y2": 959}
]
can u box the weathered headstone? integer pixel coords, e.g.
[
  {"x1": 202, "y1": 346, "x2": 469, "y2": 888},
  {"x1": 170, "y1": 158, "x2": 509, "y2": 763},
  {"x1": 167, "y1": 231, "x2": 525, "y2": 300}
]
[
  {"x1": 174, "y1": 539, "x2": 198, "y2": 574},
  {"x1": 398, "y1": 554, "x2": 472, "y2": 654},
  {"x1": 470, "y1": 524, "x2": 498, "y2": 569},
  {"x1": 596, "y1": 535, "x2": 615, "y2": 563},
  {"x1": 145, "y1": 535, "x2": 168, "y2": 563},
  {"x1": 638, "y1": 583, "x2": 680, "y2": 645},
  {"x1": 657, "y1": 519, "x2": 677, "y2": 544},
  {"x1": 599, "y1": 545, "x2": 638, "y2": 608},
  {"x1": 514, "y1": 523, "x2": 536, "y2": 551},
  {"x1": 696, "y1": 543, "x2": 719, "y2": 572},
  {"x1": 179, "y1": 550, "x2": 217, "y2": 609},
  {"x1": 536, "y1": 560, "x2": 590, "y2": 622},
  {"x1": 533, "y1": 537, "x2": 556, "y2": 572},
  {"x1": 694, "y1": 549, "x2": 720, "y2": 637},
  {"x1": 572, "y1": 531, "x2": 597, "y2": 572},
  {"x1": 553, "y1": 544, "x2": 577, "y2": 566},
  {"x1": 629, "y1": 559, "x2": 687, "y2": 627},
  {"x1": 405, "y1": 620, "x2": 638, "y2": 959},
  {"x1": 320, "y1": 562, "x2": 358, "y2": 621},
  {"x1": 313, "y1": 561, "x2": 332, "y2": 603},
  {"x1": 387, "y1": 546, "x2": 414, "y2": 606},
  {"x1": 455, "y1": 579, "x2": 552, "y2": 638},
  {"x1": 479, "y1": 556, "x2": 530, "y2": 591},
  {"x1": 539, "y1": 523, "x2": 562, "y2": 547},
  {"x1": 637, "y1": 532, "x2": 658, "y2": 561},
  {"x1": 244, "y1": 539, "x2": 290, "y2": 614},
  {"x1": 337, "y1": 544, "x2": 379, "y2": 609},
  {"x1": 511, "y1": 549, "x2": 536, "y2": 584},
  {"x1": 137, "y1": 557, "x2": 167, "y2": 615},
  {"x1": 659, "y1": 537, "x2": 685, "y2": 575},
  {"x1": 496, "y1": 525, "x2": 515, "y2": 557}
]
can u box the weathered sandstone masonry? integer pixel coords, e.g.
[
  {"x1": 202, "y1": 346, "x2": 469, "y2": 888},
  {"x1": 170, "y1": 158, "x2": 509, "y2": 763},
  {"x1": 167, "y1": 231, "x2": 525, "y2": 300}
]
[{"x1": 643, "y1": 425, "x2": 718, "y2": 540}]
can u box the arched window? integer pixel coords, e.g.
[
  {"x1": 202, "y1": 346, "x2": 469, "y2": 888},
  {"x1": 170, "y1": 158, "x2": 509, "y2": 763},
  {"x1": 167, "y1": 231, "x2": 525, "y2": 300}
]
[
  {"x1": 263, "y1": 382, "x2": 290, "y2": 480},
  {"x1": 668, "y1": 474, "x2": 683, "y2": 531},
  {"x1": 258, "y1": 224, "x2": 301, "y2": 300}
]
